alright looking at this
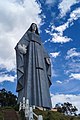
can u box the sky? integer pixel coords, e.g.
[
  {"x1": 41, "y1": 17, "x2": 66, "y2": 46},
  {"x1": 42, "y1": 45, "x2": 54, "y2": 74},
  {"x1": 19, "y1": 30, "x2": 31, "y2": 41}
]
[{"x1": 0, "y1": 0, "x2": 80, "y2": 113}]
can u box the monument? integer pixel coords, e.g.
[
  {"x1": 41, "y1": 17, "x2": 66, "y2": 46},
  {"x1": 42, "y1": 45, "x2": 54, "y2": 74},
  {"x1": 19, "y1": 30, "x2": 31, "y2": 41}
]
[{"x1": 15, "y1": 23, "x2": 52, "y2": 109}]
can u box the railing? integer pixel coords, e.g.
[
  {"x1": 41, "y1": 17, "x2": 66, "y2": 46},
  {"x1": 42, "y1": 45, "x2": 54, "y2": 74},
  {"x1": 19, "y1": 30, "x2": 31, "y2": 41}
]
[{"x1": 19, "y1": 97, "x2": 43, "y2": 120}]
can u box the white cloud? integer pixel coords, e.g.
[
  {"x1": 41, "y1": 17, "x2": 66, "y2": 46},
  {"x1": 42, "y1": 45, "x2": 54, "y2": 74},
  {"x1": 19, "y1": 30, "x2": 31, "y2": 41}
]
[
  {"x1": 58, "y1": 0, "x2": 80, "y2": 17},
  {"x1": 51, "y1": 33, "x2": 72, "y2": 43},
  {"x1": 68, "y1": 63, "x2": 80, "y2": 73},
  {"x1": 45, "y1": 28, "x2": 72, "y2": 44},
  {"x1": 55, "y1": 8, "x2": 80, "y2": 35},
  {"x1": 64, "y1": 62, "x2": 80, "y2": 78},
  {"x1": 54, "y1": 23, "x2": 68, "y2": 35},
  {"x1": 56, "y1": 80, "x2": 62, "y2": 84},
  {"x1": 70, "y1": 7, "x2": 80, "y2": 19},
  {"x1": 50, "y1": 52, "x2": 60, "y2": 77},
  {"x1": 69, "y1": 7, "x2": 80, "y2": 23},
  {"x1": 0, "y1": 0, "x2": 42, "y2": 80},
  {"x1": 66, "y1": 48, "x2": 80, "y2": 59},
  {"x1": 51, "y1": 94, "x2": 80, "y2": 114},
  {"x1": 64, "y1": 48, "x2": 80, "y2": 79},
  {"x1": 48, "y1": 7, "x2": 80, "y2": 44},
  {"x1": 69, "y1": 73, "x2": 80, "y2": 80},
  {"x1": 45, "y1": 0, "x2": 56, "y2": 5},
  {"x1": 45, "y1": 29, "x2": 51, "y2": 34},
  {"x1": 45, "y1": 0, "x2": 58, "y2": 11},
  {"x1": 45, "y1": 0, "x2": 53, "y2": 4},
  {"x1": 50, "y1": 52, "x2": 60, "y2": 58},
  {"x1": 0, "y1": 74, "x2": 16, "y2": 82},
  {"x1": 51, "y1": 69, "x2": 58, "y2": 77}
]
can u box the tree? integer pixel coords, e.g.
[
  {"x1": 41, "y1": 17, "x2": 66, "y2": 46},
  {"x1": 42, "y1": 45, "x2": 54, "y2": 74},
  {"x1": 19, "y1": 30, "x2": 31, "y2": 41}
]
[
  {"x1": 0, "y1": 88, "x2": 17, "y2": 107},
  {"x1": 55, "y1": 102, "x2": 78, "y2": 116}
]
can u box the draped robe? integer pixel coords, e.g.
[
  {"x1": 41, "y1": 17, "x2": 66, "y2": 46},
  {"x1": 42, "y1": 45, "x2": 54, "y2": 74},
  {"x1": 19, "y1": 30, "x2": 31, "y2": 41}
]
[{"x1": 15, "y1": 31, "x2": 52, "y2": 108}]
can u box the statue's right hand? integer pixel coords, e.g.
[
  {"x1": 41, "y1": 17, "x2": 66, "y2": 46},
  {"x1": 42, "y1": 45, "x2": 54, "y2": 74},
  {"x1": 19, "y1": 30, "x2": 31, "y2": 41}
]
[{"x1": 18, "y1": 44, "x2": 27, "y2": 54}]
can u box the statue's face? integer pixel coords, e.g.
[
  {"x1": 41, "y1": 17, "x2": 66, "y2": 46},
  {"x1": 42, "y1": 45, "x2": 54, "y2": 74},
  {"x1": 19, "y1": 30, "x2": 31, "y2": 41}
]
[{"x1": 32, "y1": 24, "x2": 37, "y2": 32}]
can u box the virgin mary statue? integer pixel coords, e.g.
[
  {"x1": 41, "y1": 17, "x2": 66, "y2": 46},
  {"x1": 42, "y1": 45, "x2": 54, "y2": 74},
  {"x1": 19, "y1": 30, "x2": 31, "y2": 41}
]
[{"x1": 15, "y1": 23, "x2": 52, "y2": 109}]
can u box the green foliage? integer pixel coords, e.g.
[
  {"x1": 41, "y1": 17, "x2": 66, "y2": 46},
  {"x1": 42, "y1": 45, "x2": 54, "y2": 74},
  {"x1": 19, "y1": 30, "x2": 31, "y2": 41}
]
[
  {"x1": 55, "y1": 102, "x2": 78, "y2": 116},
  {"x1": 0, "y1": 88, "x2": 17, "y2": 107}
]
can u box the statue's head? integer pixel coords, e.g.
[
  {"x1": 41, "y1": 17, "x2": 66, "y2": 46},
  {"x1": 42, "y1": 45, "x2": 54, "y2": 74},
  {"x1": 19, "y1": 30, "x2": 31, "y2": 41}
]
[
  {"x1": 27, "y1": 23, "x2": 39, "y2": 35},
  {"x1": 32, "y1": 23, "x2": 37, "y2": 32}
]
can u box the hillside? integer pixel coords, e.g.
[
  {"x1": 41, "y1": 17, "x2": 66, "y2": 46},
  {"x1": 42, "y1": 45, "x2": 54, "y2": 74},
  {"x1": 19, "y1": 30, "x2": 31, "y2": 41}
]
[
  {"x1": 0, "y1": 108, "x2": 20, "y2": 120},
  {"x1": 34, "y1": 109, "x2": 80, "y2": 120},
  {"x1": 0, "y1": 108, "x2": 80, "y2": 120}
]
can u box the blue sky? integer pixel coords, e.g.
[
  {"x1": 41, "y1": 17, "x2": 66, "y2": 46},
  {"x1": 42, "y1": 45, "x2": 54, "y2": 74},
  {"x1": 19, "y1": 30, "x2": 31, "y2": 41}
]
[{"x1": 0, "y1": 0, "x2": 80, "y2": 113}]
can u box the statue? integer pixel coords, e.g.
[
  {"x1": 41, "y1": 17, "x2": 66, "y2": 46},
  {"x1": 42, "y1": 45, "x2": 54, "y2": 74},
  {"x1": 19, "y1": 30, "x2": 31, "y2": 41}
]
[{"x1": 15, "y1": 23, "x2": 52, "y2": 109}]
